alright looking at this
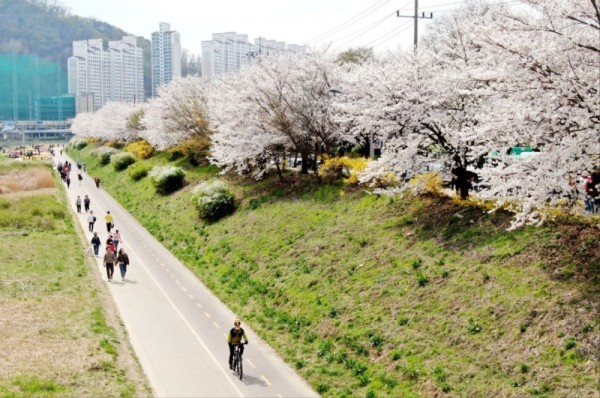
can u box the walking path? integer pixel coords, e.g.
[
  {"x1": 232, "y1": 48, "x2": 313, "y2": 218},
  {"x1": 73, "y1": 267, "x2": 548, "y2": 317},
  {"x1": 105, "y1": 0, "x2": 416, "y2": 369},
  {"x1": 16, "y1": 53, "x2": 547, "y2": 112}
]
[{"x1": 56, "y1": 154, "x2": 318, "y2": 398}]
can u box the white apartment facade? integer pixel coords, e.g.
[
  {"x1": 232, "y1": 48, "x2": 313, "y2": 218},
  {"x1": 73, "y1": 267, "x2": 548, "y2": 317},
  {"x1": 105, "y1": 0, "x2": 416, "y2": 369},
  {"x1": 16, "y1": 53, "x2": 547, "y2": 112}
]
[
  {"x1": 201, "y1": 32, "x2": 306, "y2": 78},
  {"x1": 151, "y1": 22, "x2": 182, "y2": 97},
  {"x1": 68, "y1": 36, "x2": 144, "y2": 112}
]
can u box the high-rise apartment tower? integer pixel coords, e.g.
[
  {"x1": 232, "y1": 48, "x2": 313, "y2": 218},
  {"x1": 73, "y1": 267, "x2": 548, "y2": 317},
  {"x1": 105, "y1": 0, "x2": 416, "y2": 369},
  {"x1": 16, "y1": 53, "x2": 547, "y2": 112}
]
[
  {"x1": 67, "y1": 36, "x2": 144, "y2": 112},
  {"x1": 151, "y1": 22, "x2": 182, "y2": 96}
]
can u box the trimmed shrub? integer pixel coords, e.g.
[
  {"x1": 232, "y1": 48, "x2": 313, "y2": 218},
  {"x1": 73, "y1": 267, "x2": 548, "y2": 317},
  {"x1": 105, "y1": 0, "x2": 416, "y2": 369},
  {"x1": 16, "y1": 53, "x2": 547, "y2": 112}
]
[
  {"x1": 92, "y1": 147, "x2": 118, "y2": 166},
  {"x1": 105, "y1": 141, "x2": 122, "y2": 149},
  {"x1": 129, "y1": 164, "x2": 150, "y2": 181},
  {"x1": 112, "y1": 152, "x2": 136, "y2": 171},
  {"x1": 126, "y1": 140, "x2": 154, "y2": 159},
  {"x1": 149, "y1": 165, "x2": 186, "y2": 194},
  {"x1": 69, "y1": 137, "x2": 88, "y2": 150},
  {"x1": 191, "y1": 180, "x2": 235, "y2": 222}
]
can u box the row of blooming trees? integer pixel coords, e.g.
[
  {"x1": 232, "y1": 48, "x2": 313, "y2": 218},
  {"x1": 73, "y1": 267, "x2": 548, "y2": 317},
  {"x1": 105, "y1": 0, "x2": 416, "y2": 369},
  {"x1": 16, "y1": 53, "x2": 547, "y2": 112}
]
[{"x1": 71, "y1": 0, "x2": 599, "y2": 224}]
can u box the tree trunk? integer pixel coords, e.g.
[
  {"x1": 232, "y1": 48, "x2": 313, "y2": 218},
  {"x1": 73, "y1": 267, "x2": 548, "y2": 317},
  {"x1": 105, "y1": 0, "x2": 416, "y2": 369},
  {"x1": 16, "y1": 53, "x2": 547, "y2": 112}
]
[{"x1": 300, "y1": 151, "x2": 309, "y2": 174}]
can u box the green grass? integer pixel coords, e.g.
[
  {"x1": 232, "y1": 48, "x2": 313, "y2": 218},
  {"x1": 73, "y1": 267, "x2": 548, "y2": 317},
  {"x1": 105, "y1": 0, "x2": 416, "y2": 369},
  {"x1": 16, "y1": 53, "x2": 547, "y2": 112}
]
[
  {"x1": 0, "y1": 158, "x2": 150, "y2": 398},
  {"x1": 69, "y1": 145, "x2": 600, "y2": 397}
]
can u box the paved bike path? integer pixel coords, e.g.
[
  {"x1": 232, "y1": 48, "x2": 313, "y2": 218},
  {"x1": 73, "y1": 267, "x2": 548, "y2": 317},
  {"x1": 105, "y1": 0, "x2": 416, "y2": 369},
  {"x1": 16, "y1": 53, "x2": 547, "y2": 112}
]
[{"x1": 57, "y1": 154, "x2": 318, "y2": 398}]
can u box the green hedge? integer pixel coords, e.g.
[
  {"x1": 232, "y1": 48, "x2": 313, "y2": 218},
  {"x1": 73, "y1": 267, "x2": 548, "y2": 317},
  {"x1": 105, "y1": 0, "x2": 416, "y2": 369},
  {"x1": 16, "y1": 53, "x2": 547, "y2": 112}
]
[
  {"x1": 149, "y1": 165, "x2": 185, "y2": 194},
  {"x1": 191, "y1": 180, "x2": 235, "y2": 222},
  {"x1": 112, "y1": 152, "x2": 136, "y2": 171}
]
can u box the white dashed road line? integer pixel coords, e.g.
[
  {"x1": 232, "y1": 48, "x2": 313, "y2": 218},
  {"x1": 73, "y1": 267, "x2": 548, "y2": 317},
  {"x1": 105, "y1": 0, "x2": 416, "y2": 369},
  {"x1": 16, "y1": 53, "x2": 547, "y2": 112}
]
[{"x1": 261, "y1": 375, "x2": 272, "y2": 386}]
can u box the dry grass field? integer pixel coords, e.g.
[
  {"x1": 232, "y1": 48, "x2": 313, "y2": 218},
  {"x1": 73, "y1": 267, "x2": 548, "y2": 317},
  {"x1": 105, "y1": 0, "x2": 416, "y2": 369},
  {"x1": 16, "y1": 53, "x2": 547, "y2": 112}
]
[{"x1": 0, "y1": 166, "x2": 56, "y2": 194}]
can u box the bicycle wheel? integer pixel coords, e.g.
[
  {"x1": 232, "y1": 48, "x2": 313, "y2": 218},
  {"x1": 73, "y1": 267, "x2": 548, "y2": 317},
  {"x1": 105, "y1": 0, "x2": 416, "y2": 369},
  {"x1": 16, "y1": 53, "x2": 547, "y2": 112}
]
[{"x1": 237, "y1": 357, "x2": 243, "y2": 380}]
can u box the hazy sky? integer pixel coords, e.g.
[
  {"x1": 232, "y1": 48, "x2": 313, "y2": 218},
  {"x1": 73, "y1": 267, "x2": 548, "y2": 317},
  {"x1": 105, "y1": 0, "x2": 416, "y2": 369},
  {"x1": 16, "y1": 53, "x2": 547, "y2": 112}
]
[{"x1": 59, "y1": 0, "x2": 520, "y2": 54}]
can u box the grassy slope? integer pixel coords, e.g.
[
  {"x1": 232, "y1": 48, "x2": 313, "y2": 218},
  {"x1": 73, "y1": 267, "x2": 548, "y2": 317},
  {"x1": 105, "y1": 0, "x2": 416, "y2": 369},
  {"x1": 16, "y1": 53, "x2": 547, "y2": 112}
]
[
  {"x1": 0, "y1": 158, "x2": 151, "y2": 397},
  {"x1": 71, "y1": 146, "x2": 599, "y2": 398}
]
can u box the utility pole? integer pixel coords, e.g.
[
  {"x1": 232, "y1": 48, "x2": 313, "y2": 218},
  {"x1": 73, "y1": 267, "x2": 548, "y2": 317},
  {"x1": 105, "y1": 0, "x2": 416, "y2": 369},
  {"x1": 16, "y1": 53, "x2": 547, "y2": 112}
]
[{"x1": 397, "y1": 0, "x2": 433, "y2": 49}]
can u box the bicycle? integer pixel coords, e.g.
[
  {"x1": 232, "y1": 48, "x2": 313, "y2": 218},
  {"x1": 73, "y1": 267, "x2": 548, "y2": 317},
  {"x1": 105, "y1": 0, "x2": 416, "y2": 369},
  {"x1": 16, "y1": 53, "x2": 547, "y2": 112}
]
[{"x1": 231, "y1": 342, "x2": 247, "y2": 380}]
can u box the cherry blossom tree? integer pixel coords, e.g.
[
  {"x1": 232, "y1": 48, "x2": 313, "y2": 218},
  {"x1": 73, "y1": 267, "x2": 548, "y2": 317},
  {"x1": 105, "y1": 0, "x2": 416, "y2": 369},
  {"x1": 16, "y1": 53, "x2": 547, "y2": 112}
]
[
  {"x1": 209, "y1": 53, "x2": 348, "y2": 178},
  {"x1": 70, "y1": 111, "x2": 96, "y2": 139},
  {"x1": 140, "y1": 76, "x2": 212, "y2": 151},
  {"x1": 71, "y1": 102, "x2": 139, "y2": 142},
  {"x1": 345, "y1": 0, "x2": 599, "y2": 225}
]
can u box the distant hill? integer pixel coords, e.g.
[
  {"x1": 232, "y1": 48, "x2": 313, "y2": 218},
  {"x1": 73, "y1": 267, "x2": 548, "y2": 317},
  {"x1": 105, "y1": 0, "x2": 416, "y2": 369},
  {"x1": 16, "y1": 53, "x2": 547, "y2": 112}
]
[{"x1": 0, "y1": 0, "x2": 152, "y2": 97}]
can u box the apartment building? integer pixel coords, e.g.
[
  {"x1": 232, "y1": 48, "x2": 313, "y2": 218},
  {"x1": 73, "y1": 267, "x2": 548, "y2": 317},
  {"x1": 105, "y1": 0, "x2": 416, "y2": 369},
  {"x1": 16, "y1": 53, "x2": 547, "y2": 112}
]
[
  {"x1": 151, "y1": 22, "x2": 182, "y2": 96},
  {"x1": 201, "y1": 32, "x2": 306, "y2": 78},
  {"x1": 68, "y1": 36, "x2": 144, "y2": 112}
]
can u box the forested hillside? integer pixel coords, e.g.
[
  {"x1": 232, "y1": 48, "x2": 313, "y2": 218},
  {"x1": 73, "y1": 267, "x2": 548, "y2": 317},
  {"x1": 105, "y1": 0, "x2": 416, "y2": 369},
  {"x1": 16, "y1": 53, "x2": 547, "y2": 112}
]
[{"x1": 0, "y1": 0, "x2": 152, "y2": 96}]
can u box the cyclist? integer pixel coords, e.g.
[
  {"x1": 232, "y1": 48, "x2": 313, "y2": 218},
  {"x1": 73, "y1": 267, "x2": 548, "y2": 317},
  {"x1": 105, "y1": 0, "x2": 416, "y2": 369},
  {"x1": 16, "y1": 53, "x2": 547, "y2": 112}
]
[{"x1": 227, "y1": 319, "x2": 248, "y2": 369}]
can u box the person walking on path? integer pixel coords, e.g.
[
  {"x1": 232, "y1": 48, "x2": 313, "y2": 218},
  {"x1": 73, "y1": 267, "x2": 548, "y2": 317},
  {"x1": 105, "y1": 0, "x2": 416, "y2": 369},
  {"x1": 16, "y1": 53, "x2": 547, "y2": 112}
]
[
  {"x1": 75, "y1": 196, "x2": 82, "y2": 213},
  {"x1": 66, "y1": 175, "x2": 71, "y2": 188},
  {"x1": 112, "y1": 230, "x2": 121, "y2": 253},
  {"x1": 88, "y1": 210, "x2": 96, "y2": 232},
  {"x1": 77, "y1": 172, "x2": 83, "y2": 186},
  {"x1": 83, "y1": 195, "x2": 90, "y2": 212},
  {"x1": 117, "y1": 248, "x2": 130, "y2": 281},
  {"x1": 106, "y1": 235, "x2": 115, "y2": 253},
  {"x1": 94, "y1": 176, "x2": 101, "y2": 188},
  {"x1": 91, "y1": 232, "x2": 101, "y2": 257},
  {"x1": 105, "y1": 211, "x2": 114, "y2": 233},
  {"x1": 103, "y1": 247, "x2": 116, "y2": 281}
]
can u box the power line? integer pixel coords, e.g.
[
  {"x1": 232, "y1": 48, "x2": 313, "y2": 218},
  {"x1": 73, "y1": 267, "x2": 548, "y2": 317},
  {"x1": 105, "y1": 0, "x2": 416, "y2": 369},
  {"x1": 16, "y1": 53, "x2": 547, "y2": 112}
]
[
  {"x1": 306, "y1": 0, "x2": 391, "y2": 44},
  {"x1": 397, "y1": 0, "x2": 433, "y2": 49},
  {"x1": 331, "y1": 12, "x2": 398, "y2": 51},
  {"x1": 330, "y1": 0, "x2": 414, "y2": 51},
  {"x1": 364, "y1": 20, "x2": 413, "y2": 48}
]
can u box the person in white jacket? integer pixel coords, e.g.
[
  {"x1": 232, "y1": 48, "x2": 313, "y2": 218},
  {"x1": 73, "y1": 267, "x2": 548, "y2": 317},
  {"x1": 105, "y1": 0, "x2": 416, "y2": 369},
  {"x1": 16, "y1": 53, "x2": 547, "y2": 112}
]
[{"x1": 87, "y1": 211, "x2": 96, "y2": 232}]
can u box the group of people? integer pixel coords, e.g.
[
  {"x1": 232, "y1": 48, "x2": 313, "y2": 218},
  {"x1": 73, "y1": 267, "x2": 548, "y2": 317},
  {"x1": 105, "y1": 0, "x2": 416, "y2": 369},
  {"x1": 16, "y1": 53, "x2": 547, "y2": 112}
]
[
  {"x1": 99, "y1": 240, "x2": 129, "y2": 282},
  {"x1": 57, "y1": 159, "x2": 85, "y2": 188},
  {"x1": 75, "y1": 195, "x2": 91, "y2": 213},
  {"x1": 60, "y1": 155, "x2": 131, "y2": 283},
  {"x1": 88, "y1": 211, "x2": 128, "y2": 282},
  {"x1": 57, "y1": 160, "x2": 73, "y2": 187}
]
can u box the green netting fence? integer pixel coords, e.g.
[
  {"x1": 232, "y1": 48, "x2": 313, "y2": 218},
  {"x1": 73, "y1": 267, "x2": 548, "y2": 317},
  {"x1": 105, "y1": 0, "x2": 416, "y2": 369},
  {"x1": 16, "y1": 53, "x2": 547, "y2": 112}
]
[{"x1": 0, "y1": 53, "x2": 72, "y2": 121}]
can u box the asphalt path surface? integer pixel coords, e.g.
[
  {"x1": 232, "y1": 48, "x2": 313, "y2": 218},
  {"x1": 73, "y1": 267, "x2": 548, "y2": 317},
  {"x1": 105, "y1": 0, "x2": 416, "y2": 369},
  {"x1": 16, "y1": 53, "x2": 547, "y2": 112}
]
[{"x1": 56, "y1": 153, "x2": 318, "y2": 398}]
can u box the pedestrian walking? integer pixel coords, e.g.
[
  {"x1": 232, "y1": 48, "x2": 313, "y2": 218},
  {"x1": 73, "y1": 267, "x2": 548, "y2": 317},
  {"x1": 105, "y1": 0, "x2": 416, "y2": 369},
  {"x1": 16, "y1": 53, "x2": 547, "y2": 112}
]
[
  {"x1": 105, "y1": 211, "x2": 114, "y2": 233},
  {"x1": 77, "y1": 172, "x2": 83, "y2": 186},
  {"x1": 112, "y1": 230, "x2": 121, "y2": 253},
  {"x1": 75, "y1": 195, "x2": 82, "y2": 213},
  {"x1": 66, "y1": 175, "x2": 71, "y2": 188},
  {"x1": 83, "y1": 195, "x2": 90, "y2": 212},
  {"x1": 94, "y1": 176, "x2": 101, "y2": 188},
  {"x1": 87, "y1": 210, "x2": 97, "y2": 232},
  {"x1": 103, "y1": 247, "x2": 116, "y2": 281},
  {"x1": 106, "y1": 234, "x2": 115, "y2": 253},
  {"x1": 91, "y1": 232, "x2": 101, "y2": 257},
  {"x1": 117, "y1": 248, "x2": 130, "y2": 281}
]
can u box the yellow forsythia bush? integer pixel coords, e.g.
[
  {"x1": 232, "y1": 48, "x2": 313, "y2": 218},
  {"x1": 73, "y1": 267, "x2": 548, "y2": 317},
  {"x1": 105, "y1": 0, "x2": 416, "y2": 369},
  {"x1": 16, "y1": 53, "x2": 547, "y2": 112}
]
[
  {"x1": 126, "y1": 140, "x2": 155, "y2": 159},
  {"x1": 368, "y1": 172, "x2": 400, "y2": 188},
  {"x1": 319, "y1": 156, "x2": 369, "y2": 185},
  {"x1": 410, "y1": 172, "x2": 444, "y2": 195}
]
